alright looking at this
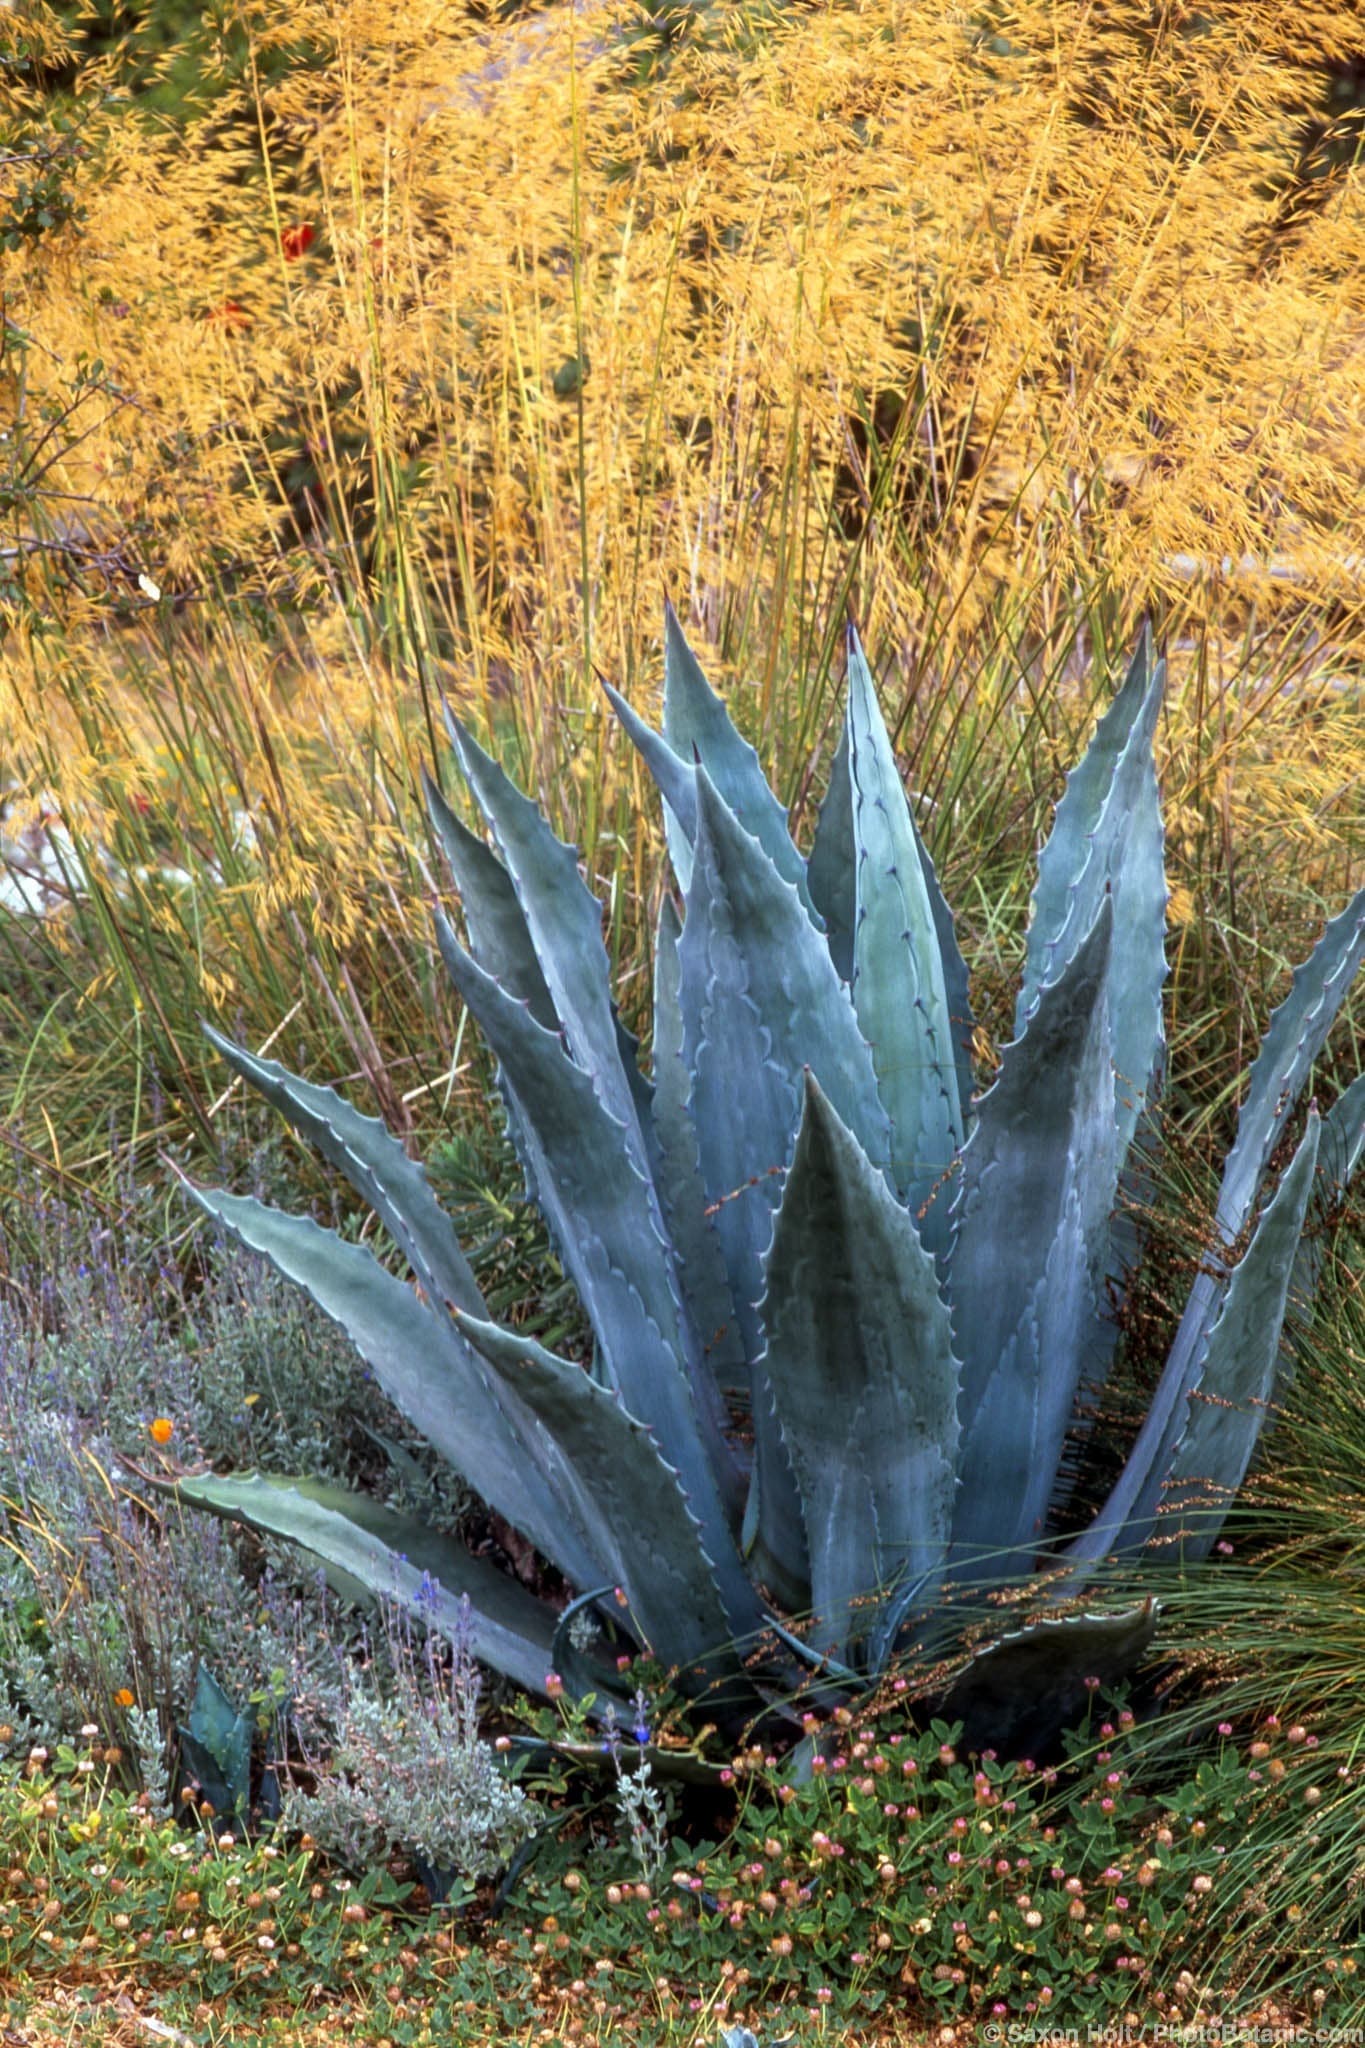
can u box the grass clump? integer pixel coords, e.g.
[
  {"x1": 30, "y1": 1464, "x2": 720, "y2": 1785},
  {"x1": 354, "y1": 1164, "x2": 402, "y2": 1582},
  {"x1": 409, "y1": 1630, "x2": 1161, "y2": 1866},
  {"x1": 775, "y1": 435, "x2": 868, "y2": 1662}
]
[
  {"x1": 0, "y1": 0, "x2": 1360, "y2": 1190},
  {"x1": 1133, "y1": 1243, "x2": 1365, "y2": 2009}
]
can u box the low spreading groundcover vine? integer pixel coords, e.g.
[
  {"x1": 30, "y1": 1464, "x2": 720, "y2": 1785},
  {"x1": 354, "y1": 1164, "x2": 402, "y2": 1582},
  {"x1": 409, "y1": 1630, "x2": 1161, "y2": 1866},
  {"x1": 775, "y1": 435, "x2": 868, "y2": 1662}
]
[
  {"x1": 507, "y1": 1678, "x2": 1365, "y2": 2030},
  {"x1": 3, "y1": 1684, "x2": 1359, "y2": 2036}
]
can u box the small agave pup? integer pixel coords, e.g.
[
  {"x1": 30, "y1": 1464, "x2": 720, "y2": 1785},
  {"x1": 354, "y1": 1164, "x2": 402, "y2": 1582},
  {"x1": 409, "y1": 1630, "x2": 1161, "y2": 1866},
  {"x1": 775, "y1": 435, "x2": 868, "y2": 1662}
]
[{"x1": 168, "y1": 606, "x2": 1365, "y2": 1753}]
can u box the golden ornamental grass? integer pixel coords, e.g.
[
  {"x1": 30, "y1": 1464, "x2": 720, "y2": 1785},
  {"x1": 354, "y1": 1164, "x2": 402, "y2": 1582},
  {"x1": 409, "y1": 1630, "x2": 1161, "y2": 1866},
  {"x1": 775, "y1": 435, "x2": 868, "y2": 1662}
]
[{"x1": 0, "y1": 0, "x2": 1361, "y2": 1174}]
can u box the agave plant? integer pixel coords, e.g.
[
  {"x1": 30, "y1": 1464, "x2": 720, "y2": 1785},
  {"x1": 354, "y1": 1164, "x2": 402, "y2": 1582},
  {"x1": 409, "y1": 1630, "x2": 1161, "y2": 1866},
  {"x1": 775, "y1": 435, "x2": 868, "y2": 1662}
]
[{"x1": 166, "y1": 607, "x2": 1365, "y2": 1749}]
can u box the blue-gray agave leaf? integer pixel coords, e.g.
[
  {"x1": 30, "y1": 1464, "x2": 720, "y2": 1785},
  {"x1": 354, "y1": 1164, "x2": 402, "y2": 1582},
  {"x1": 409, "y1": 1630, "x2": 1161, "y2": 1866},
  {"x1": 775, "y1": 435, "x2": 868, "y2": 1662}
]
[
  {"x1": 1018, "y1": 629, "x2": 1168, "y2": 1161},
  {"x1": 600, "y1": 679, "x2": 701, "y2": 893},
  {"x1": 678, "y1": 766, "x2": 891, "y2": 1361},
  {"x1": 808, "y1": 703, "x2": 976, "y2": 1124},
  {"x1": 1063, "y1": 654, "x2": 1167, "y2": 1452},
  {"x1": 1018, "y1": 629, "x2": 1154, "y2": 1017},
  {"x1": 677, "y1": 767, "x2": 891, "y2": 1606},
  {"x1": 432, "y1": 912, "x2": 685, "y2": 1400},
  {"x1": 1290, "y1": 1070, "x2": 1365, "y2": 1315},
  {"x1": 917, "y1": 829, "x2": 976, "y2": 1139},
  {"x1": 449, "y1": 1307, "x2": 751, "y2": 1681},
  {"x1": 662, "y1": 597, "x2": 813, "y2": 913},
  {"x1": 431, "y1": 915, "x2": 752, "y2": 1629},
  {"x1": 1214, "y1": 889, "x2": 1365, "y2": 1241},
  {"x1": 846, "y1": 625, "x2": 967, "y2": 1234},
  {"x1": 1160, "y1": 1111, "x2": 1321, "y2": 1561},
  {"x1": 168, "y1": 1473, "x2": 563, "y2": 1699},
  {"x1": 806, "y1": 720, "x2": 856, "y2": 981},
  {"x1": 422, "y1": 770, "x2": 558, "y2": 1029},
  {"x1": 1315, "y1": 1069, "x2": 1365, "y2": 1207},
  {"x1": 179, "y1": 1666, "x2": 252, "y2": 1823},
  {"x1": 1071, "y1": 887, "x2": 1365, "y2": 1564},
  {"x1": 422, "y1": 768, "x2": 562, "y2": 1194},
  {"x1": 651, "y1": 895, "x2": 749, "y2": 1406},
  {"x1": 613, "y1": 1005, "x2": 659, "y2": 1186},
  {"x1": 201, "y1": 1025, "x2": 486, "y2": 1321},
  {"x1": 949, "y1": 901, "x2": 1118, "y2": 1578},
  {"x1": 171, "y1": 1178, "x2": 606, "y2": 1593},
  {"x1": 939, "y1": 1601, "x2": 1160, "y2": 1758},
  {"x1": 444, "y1": 712, "x2": 649, "y2": 1168},
  {"x1": 720, "y1": 2025, "x2": 796, "y2": 2048},
  {"x1": 603, "y1": 633, "x2": 814, "y2": 913},
  {"x1": 762, "y1": 1072, "x2": 960, "y2": 1660}
]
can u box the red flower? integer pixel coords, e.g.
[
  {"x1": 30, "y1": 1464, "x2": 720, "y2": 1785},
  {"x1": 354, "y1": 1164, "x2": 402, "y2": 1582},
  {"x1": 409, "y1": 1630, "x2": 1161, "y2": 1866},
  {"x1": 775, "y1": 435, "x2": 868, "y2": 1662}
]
[{"x1": 281, "y1": 222, "x2": 315, "y2": 261}]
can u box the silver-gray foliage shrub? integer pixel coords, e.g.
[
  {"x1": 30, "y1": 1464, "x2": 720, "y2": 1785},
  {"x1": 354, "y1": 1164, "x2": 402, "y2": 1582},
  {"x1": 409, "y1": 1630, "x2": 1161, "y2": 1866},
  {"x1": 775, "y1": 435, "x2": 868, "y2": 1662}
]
[
  {"x1": 279, "y1": 1595, "x2": 535, "y2": 1884},
  {"x1": 0, "y1": 1176, "x2": 465, "y2": 1760}
]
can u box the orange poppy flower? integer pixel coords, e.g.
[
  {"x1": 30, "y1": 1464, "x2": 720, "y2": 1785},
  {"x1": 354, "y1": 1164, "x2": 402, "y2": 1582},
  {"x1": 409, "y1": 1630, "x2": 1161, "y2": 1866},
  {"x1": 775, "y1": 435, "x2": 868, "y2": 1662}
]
[
  {"x1": 281, "y1": 222, "x2": 315, "y2": 261},
  {"x1": 149, "y1": 1416, "x2": 174, "y2": 1444},
  {"x1": 114, "y1": 1688, "x2": 135, "y2": 1709}
]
